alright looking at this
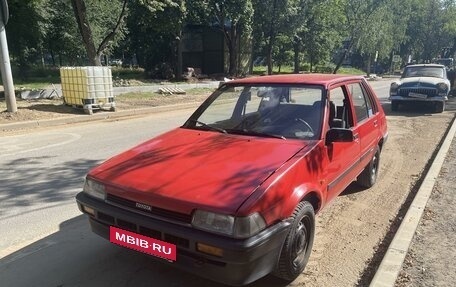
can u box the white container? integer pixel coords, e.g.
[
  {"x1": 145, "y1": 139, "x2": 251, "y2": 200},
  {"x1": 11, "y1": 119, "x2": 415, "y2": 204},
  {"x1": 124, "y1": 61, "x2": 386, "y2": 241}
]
[{"x1": 60, "y1": 66, "x2": 115, "y2": 114}]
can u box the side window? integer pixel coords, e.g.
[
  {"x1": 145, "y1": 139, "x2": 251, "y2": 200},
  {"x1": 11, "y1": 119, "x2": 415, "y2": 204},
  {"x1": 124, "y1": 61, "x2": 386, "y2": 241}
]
[
  {"x1": 328, "y1": 86, "x2": 353, "y2": 128},
  {"x1": 349, "y1": 83, "x2": 369, "y2": 123},
  {"x1": 362, "y1": 82, "x2": 378, "y2": 115}
]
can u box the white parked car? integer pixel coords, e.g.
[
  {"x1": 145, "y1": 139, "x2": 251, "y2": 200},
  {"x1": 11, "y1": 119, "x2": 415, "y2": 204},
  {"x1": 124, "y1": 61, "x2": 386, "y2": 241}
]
[{"x1": 389, "y1": 64, "x2": 450, "y2": 113}]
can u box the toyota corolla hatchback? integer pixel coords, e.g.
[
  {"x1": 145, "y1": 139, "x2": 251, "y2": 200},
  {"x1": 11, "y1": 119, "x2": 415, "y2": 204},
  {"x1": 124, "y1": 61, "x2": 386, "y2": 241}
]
[{"x1": 77, "y1": 74, "x2": 388, "y2": 286}]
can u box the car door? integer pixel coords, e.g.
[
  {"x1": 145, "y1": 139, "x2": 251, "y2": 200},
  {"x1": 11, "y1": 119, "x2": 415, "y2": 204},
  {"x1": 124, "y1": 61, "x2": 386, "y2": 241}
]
[
  {"x1": 324, "y1": 84, "x2": 361, "y2": 203},
  {"x1": 347, "y1": 80, "x2": 380, "y2": 169}
]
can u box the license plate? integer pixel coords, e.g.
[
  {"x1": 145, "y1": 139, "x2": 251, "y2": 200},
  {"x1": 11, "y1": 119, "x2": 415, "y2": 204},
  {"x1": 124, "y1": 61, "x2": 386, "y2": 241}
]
[
  {"x1": 408, "y1": 92, "x2": 427, "y2": 99},
  {"x1": 110, "y1": 226, "x2": 177, "y2": 261}
]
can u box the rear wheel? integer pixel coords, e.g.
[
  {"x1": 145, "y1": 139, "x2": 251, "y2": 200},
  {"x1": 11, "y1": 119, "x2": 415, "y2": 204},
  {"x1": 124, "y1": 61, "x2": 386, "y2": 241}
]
[
  {"x1": 357, "y1": 146, "x2": 380, "y2": 188},
  {"x1": 274, "y1": 201, "x2": 315, "y2": 282}
]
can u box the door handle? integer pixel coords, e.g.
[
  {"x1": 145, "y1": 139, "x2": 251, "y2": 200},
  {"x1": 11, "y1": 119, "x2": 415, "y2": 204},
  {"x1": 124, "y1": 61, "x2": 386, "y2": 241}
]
[{"x1": 373, "y1": 120, "x2": 378, "y2": 127}]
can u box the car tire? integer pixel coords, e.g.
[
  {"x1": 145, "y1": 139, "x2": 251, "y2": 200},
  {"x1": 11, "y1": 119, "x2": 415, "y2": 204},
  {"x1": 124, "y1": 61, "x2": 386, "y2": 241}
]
[
  {"x1": 357, "y1": 146, "x2": 380, "y2": 188},
  {"x1": 391, "y1": 100, "x2": 399, "y2": 112},
  {"x1": 435, "y1": 101, "x2": 445, "y2": 113},
  {"x1": 274, "y1": 201, "x2": 315, "y2": 282}
]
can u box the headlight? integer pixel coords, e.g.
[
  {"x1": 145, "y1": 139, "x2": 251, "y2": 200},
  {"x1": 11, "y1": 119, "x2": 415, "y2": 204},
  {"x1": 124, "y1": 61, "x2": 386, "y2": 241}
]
[
  {"x1": 437, "y1": 82, "x2": 448, "y2": 94},
  {"x1": 83, "y1": 177, "x2": 106, "y2": 200},
  {"x1": 192, "y1": 210, "x2": 266, "y2": 238},
  {"x1": 390, "y1": 82, "x2": 399, "y2": 95}
]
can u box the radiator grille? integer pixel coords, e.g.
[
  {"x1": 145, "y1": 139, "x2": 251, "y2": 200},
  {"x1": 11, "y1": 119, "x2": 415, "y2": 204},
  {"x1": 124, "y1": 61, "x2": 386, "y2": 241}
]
[
  {"x1": 106, "y1": 193, "x2": 192, "y2": 224},
  {"x1": 399, "y1": 88, "x2": 437, "y2": 97}
]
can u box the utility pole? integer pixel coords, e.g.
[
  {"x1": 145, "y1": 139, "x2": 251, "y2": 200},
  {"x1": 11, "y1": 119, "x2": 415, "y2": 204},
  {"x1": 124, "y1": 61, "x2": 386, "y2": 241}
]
[{"x1": 0, "y1": 0, "x2": 16, "y2": 113}]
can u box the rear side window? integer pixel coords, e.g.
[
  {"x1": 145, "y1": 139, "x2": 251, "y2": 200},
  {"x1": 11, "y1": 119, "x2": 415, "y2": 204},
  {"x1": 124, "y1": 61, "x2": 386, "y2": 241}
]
[{"x1": 349, "y1": 83, "x2": 375, "y2": 123}]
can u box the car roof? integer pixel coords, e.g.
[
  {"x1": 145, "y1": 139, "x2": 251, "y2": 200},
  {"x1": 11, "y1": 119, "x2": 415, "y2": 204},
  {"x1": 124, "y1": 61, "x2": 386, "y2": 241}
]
[
  {"x1": 227, "y1": 74, "x2": 365, "y2": 88},
  {"x1": 405, "y1": 64, "x2": 445, "y2": 68}
]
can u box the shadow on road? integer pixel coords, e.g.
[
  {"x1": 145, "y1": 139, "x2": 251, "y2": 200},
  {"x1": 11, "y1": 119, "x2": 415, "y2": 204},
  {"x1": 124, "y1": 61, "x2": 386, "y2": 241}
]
[
  {"x1": 0, "y1": 215, "x2": 290, "y2": 287},
  {"x1": 0, "y1": 157, "x2": 100, "y2": 219},
  {"x1": 381, "y1": 96, "x2": 456, "y2": 117}
]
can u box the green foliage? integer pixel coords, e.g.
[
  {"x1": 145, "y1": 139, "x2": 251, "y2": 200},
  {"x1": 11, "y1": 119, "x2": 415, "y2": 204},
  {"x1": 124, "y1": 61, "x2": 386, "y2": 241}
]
[
  {"x1": 6, "y1": 0, "x2": 456, "y2": 80},
  {"x1": 203, "y1": 0, "x2": 254, "y2": 75},
  {"x1": 45, "y1": 0, "x2": 85, "y2": 65},
  {"x1": 85, "y1": 0, "x2": 128, "y2": 54},
  {"x1": 126, "y1": 1, "x2": 185, "y2": 75},
  {"x1": 7, "y1": 0, "x2": 49, "y2": 75}
]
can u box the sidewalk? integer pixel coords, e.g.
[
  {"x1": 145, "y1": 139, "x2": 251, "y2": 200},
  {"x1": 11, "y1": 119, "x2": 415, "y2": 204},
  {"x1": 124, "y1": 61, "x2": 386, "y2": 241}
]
[
  {"x1": 395, "y1": 133, "x2": 456, "y2": 286},
  {"x1": 371, "y1": 117, "x2": 456, "y2": 287}
]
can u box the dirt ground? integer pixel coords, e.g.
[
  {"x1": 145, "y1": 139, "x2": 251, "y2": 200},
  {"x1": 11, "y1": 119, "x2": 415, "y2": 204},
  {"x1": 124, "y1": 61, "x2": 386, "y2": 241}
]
[
  {"x1": 395, "y1": 136, "x2": 456, "y2": 287},
  {"x1": 281, "y1": 107, "x2": 454, "y2": 287},
  {"x1": 1, "y1": 90, "x2": 455, "y2": 287}
]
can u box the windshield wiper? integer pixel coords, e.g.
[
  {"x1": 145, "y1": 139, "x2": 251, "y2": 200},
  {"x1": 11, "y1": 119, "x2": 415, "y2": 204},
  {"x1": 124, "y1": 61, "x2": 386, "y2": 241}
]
[
  {"x1": 226, "y1": 129, "x2": 286, "y2": 140},
  {"x1": 188, "y1": 119, "x2": 227, "y2": 134}
]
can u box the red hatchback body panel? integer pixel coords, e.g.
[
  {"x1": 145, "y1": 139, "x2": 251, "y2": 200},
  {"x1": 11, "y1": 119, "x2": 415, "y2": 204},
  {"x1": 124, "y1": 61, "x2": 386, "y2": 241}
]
[
  {"x1": 90, "y1": 128, "x2": 309, "y2": 216},
  {"x1": 76, "y1": 74, "x2": 388, "y2": 286}
]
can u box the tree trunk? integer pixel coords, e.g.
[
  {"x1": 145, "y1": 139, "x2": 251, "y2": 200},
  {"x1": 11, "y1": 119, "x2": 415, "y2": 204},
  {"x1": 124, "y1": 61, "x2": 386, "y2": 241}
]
[
  {"x1": 333, "y1": 39, "x2": 354, "y2": 74},
  {"x1": 293, "y1": 36, "x2": 301, "y2": 73},
  {"x1": 71, "y1": 0, "x2": 127, "y2": 66},
  {"x1": 366, "y1": 54, "x2": 371, "y2": 77},
  {"x1": 71, "y1": 0, "x2": 99, "y2": 66},
  {"x1": 176, "y1": 31, "x2": 183, "y2": 81},
  {"x1": 266, "y1": 0, "x2": 278, "y2": 75},
  {"x1": 228, "y1": 24, "x2": 238, "y2": 76}
]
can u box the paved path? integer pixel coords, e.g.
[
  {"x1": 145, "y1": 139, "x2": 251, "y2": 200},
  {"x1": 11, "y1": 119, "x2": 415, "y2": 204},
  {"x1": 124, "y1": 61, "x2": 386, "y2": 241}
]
[
  {"x1": 395, "y1": 133, "x2": 456, "y2": 286},
  {"x1": 371, "y1": 115, "x2": 456, "y2": 287}
]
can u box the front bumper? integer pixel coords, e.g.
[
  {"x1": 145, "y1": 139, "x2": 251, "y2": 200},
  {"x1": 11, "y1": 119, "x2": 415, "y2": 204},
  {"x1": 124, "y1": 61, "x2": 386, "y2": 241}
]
[
  {"x1": 76, "y1": 192, "x2": 290, "y2": 286},
  {"x1": 389, "y1": 95, "x2": 447, "y2": 102}
]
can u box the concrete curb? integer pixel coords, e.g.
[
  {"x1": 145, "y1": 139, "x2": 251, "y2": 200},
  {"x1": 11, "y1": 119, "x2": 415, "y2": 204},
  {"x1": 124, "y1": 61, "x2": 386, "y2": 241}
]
[
  {"x1": 1, "y1": 102, "x2": 201, "y2": 132},
  {"x1": 370, "y1": 115, "x2": 456, "y2": 287}
]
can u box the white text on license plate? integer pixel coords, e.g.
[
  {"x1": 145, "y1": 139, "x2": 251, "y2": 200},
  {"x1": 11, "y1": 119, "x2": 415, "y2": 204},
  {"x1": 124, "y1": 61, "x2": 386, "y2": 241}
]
[{"x1": 110, "y1": 226, "x2": 177, "y2": 261}]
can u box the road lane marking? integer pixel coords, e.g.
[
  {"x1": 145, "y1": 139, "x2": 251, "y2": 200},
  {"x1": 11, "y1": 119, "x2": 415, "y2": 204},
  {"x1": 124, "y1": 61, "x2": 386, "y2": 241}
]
[{"x1": 0, "y1": 133, "x2": 81, "y2": 158}]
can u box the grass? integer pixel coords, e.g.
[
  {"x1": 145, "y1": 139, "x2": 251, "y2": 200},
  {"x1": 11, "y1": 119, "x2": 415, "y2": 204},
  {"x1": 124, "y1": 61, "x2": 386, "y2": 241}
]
[
  {"x1": 116, "y1": 88, "x2": 215, "y2": 101},
  {"x1": 252, "y1": 64, "x2": 366, "y2": 75},
  {"x1": 8, "y1": 64, "x2": 367, "y2": 91}
]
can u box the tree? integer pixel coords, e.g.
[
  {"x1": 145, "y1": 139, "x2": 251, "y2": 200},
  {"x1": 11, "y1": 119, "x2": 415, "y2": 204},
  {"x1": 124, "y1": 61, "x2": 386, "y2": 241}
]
[
  {"x1": 402, "y1": 0, "x2": 447, "y2": 62},
  {"x1": 333, "y1": 0, "x2": 395, "y2": 73},
  {"x1": 203, "y1": 0, "x2": 253, "y2": 76},
  {"x1": 7, "y1": 0, "x2": 48, "y2": 76},
  {"x1": 125, "y1": 0, "x2": 183, "y2": 78},
  {"x1": 45, "y1": 0, "x2": 85, "y2": 66},
  {"x1": 300, "y1": 0, "x2": 342, "y2": 72},
  {"x1": 70, "y1": 0, "x2": 128, "y2": 66}
]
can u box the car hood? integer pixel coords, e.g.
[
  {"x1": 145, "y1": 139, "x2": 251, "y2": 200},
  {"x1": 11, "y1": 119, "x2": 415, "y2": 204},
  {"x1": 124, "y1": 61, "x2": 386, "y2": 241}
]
[
  {"x1": 399, "y1": 77, "x2": 449, "y2": 87},
  {"x1": 89, "y1": 128, "x2": 310, "y2": 215}
]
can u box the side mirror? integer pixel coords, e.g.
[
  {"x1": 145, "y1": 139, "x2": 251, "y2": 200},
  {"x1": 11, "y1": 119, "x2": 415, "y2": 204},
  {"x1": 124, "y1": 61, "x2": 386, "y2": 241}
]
[{"x1": 325, "y1": 128, "x2": 354, "y2": 145}]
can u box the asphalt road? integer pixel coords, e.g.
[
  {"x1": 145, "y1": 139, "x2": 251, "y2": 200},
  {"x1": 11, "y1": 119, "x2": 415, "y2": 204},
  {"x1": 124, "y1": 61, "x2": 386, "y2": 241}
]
[{"x1": 1, "y1": 80, "x2": 441, "y2": 287}]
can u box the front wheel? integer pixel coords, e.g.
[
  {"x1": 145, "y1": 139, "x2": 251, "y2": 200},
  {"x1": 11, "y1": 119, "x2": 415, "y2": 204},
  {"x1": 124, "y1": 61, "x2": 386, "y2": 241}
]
[
  {"x1": 391, "y1": 100, "x2": 399, "y2": 112},
  {"x1": 434, "y1": 101, "x2": 445, "y2": 113},
  {"x1": 274, "y1": 201, "x2": 315, "y2": 282}
]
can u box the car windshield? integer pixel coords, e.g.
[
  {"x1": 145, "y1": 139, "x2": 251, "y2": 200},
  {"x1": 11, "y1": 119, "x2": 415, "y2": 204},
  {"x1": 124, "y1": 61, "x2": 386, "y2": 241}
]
[
  {"x1": 402, "y1": 66, "x2": 444, "y2": 78},
  {"x1": 183, "y1": 84, "x2": 324, "y2": 140}
]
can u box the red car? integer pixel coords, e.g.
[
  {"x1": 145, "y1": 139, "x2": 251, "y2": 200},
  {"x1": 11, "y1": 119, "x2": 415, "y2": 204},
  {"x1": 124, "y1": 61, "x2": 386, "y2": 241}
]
[{"x1": 76, "y1": 74, "x2": 388, "y2": 286}]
